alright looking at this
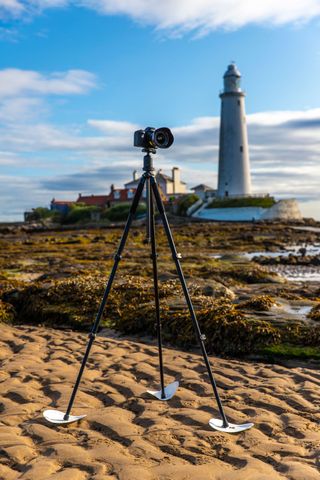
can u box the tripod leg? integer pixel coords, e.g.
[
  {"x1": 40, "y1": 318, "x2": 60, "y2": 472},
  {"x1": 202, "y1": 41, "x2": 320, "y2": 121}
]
[
  {"x1": 145, "y1": 176, "x2": 151, "y2": 243},
  {"x1": 150, "y1": 177, "x2": 229, "y2": 427},
  {"x1": 43, "y1": 175, "x2": 146, "y2": 425},
  {"x1": 149, "y1": 185, "x2": 166, "y2": 399}
]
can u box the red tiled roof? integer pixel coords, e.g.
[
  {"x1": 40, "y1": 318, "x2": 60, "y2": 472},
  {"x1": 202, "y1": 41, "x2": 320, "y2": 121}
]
[
  {"x1": 51, "y1": 200, "x2": 74, "y2": 205},
  {"x1": 76, "y1": 189, "x2": 138, "y2": 206},
  {"x1": 77, "y1": 195, "x2": 109, "y2": 207}
]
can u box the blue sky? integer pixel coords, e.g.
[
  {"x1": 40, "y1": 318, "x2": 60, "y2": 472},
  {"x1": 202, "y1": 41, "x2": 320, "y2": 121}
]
[{"x1": 0, "y1": 1, "x2": 320, "y2": 220}]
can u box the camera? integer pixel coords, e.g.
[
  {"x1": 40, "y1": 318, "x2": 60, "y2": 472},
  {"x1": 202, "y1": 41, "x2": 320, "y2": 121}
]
[{"x1": 134, "y1": 127, "x2": 174, "y2": 150}]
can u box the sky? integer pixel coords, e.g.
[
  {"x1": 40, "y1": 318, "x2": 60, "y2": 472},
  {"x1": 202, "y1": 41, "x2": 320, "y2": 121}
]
[{"x1": 0, "y1": 0, "x2": 320, "y2": 221}]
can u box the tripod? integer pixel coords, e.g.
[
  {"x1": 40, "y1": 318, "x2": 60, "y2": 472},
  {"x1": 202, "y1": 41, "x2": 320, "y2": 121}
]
[{"x1": 43, "y1": 148, "x2": 253, "y2": 433}]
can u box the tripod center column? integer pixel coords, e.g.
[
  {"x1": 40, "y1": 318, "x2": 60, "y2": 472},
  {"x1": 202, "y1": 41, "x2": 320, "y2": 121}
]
[{"x1": 143, "y1": 151, "x2": 155, "y2": 174}]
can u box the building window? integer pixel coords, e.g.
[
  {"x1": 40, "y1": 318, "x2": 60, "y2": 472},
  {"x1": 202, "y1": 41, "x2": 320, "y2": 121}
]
[
  {"x1": 127, "y1": 189, "x2": 134, "y2": 199},
  {"x1": 114, "y1": 191, "x2": 120, "y2": 199},
  {"x1": 240, "y1": 145, "x2": 243, "y2": 152},
  {"x1": 237, "y1": 100, "x2": 240, "y2": 106}
]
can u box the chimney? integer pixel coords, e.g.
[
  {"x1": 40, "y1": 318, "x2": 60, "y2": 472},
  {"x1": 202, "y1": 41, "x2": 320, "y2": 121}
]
[
  {"x1": 133, "y1": 170, "x2": 138, "y2": 181},
  {"x1": 172, "y1": 167, "x2": 180, "y2": 194},
  {"x1": 110, "y1": 184, "x2": 115, "y2": 192}
]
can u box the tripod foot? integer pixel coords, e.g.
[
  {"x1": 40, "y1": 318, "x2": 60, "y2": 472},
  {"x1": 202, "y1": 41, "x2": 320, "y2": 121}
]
[
  {"x1": 209, "y1": 418, "x2": 254, "y2": 433},
  {"x1": 147, "y1": 381, "x2": 179, "y2": 401},
  {"x1": 43, "y1": 409, "x2": 87, "y2": 425}
]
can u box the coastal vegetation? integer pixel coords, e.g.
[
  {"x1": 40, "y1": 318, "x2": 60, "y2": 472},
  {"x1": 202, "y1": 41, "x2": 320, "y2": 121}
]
[
  {"x1": 176, "y1": 194, "x2": 199, "y2": 215},
  {"x1": 28, "y1": 202, "x2": 147, "y2": 225},
  {"x1": 0, "y1": 221, "x2": 320, "y2": 360},
  {"x1": 206, "y1": 196, "x2": 276, "y2": 209}
]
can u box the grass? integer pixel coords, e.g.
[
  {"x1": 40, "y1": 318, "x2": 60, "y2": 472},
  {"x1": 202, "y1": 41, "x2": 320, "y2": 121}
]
[
  {"x1": 102, "y1": 202, "x2": 146, "y2": 222},
  {"x1": 177, "y1": 194, "x2": 199, "y2": 215},
  {"x1": 260, "y1": 343, "x2": 320, "y2": 360},
  {"x1": 206, "y1": 196, "x2": 276, "y2": 209}
]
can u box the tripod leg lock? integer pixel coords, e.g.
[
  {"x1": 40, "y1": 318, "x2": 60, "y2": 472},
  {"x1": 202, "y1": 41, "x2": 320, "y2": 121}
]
[
  {"x1": 114, "y1": 253, "x2": 122, "y2": 261},
  {"x1": 173, "y1": 253, "x2": 182, "y2": 260},
  {"x1": 89, "y1": 332, "x2": 96, "y2": 340},
  {"x1": 200, "y1": 334, "x2": 206, "y2": 341},
  {"x1": 150, "y1": 253, "x2": 158, "y2": 259}
]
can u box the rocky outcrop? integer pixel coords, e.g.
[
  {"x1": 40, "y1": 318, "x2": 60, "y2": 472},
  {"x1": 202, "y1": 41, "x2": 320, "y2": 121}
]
[{"x1": 261, "y1": 199, "x2": 302, "y2": 221}]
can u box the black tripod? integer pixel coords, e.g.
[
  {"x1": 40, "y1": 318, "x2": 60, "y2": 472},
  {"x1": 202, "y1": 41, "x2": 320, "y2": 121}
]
[{"x1": 43, "y1": 148, "x2": 253, "y2": 433}]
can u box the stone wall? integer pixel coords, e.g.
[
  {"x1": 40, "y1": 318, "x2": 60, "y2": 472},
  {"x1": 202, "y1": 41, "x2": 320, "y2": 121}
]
[
  {"x1": 261, "y1": 199, "x2": 302, "y2": 220},
  {"x1": 192, "y1": 198, "x2": 302, "y2": 221}
]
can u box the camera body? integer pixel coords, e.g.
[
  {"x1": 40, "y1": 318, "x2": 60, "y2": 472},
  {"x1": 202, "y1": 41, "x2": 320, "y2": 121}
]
[{"x1": 134, "y1": 127, "x2": 174, "y2": 150}]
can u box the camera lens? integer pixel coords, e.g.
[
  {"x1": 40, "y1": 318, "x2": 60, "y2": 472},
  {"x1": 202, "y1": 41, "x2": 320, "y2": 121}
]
[
  {"x1": 153, "y1": 128, "x2": 174, "y2": 149},
  {"x1": 155, "y1": 132, "x2": 166, "y2": 146}
]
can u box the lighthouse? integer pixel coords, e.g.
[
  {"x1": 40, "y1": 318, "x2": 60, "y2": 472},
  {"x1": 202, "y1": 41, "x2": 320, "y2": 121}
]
[{"x1": 217, "y1": 63, "x2": 251, "y2": 198}]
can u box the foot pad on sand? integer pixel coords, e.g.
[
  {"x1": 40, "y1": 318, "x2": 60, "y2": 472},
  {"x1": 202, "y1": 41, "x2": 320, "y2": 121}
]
[
  {"x1": 147, "y1": 381, "x2": 179, "y2": 401},
  {"x1": 43, "y1": 409, "x2": 87, "y2": 425},
  {"x1": 209, "y1": 418, "x2": 254, "y2": 433}
]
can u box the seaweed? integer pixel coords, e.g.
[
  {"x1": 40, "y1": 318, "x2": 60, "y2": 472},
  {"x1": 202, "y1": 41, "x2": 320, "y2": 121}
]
[
  {"x1": 237, "y1": 295, "x2": 276, "y2": 311},
  {"x1": 1, "y1": 222, "x2": 320, "y2": 358},
  {"x1": 308, "y1": 304, "x2": 320, "y2": 322}
]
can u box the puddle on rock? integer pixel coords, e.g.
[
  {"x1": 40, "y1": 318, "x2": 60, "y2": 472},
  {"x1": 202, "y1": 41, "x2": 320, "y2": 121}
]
[
  {"x1": 243, "y1": 244, "x2": 320, "y2": 260},
  {"x1": 271, "y1": 302, "x2": 313, "y2": 318},
  {"x1": 267, "y1": 265, "x2": 320, "y2": 282}
]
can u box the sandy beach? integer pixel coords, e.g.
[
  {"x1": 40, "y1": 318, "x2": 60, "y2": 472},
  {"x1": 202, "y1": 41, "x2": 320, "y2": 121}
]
[{"x1": 0, "y1": 323, "x2": 319, "y2": 480}]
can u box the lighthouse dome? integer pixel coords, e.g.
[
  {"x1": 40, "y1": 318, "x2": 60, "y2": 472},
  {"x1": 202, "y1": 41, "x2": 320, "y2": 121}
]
[
  {"x1": 223, "y1": 63, "x2": 241, "y2": 92},
  {"x1": 224, "y1": 63, "x2": 241, "y2": 78}
]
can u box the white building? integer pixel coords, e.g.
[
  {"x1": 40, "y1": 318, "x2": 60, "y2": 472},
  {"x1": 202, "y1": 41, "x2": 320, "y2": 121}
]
[
  {"x1": 217, "y1": 63, "x2": 251, "y2": 197},
  {"x1": 125, "y1": 167, "x2": 187, "y2": 198},
  {"x1": 191, "y1": 184, "x2": 216, "y2": 201}
]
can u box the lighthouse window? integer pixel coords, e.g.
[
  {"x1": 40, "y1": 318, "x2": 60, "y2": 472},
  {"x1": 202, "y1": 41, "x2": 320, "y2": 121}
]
[
  {"x1": 240, "y1": 145, "x2": 243, "y2": 152},
  {"x1": 237, "y1": 100, "x2": 240, "y2": 106}
]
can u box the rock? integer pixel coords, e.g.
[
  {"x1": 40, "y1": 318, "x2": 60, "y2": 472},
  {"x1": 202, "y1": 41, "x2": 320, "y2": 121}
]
[{"x1": 201, "y1": 280, "x2": 235, "y2": 300}]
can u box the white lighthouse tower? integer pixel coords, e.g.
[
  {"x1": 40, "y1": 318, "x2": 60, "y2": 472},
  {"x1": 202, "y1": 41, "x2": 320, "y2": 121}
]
[{"x1": 217, "y1": 63, "x2": 251, "y2": 197}]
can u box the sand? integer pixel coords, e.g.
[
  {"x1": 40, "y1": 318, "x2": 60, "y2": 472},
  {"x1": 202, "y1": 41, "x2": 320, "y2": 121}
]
[{"x1": 0, "y1": 324, "x2": 319, "y2": 480}]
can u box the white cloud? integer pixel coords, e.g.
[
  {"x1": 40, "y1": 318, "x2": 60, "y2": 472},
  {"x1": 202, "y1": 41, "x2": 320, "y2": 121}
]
[
  {"x1": 247, "y1": 108, "x2": 320, "y2": 126},
  {"x1": 0, "y1": 0, "x2": 24, "y2": 15},
  {"x1": 0, "y1": 96, "x2": 44, "y2": 121},
  {"x1": 0, "y1": 150, "x2": 22, "y2": 165},
  {"x1": 1, "y1": 1, "x2": 320, "y2": 35},
  {"x1": 82, "y1": 0, "x2": 320, "y2": 33},
  {"x1": 1, "y1": 107, "x2": 320, "y2": 220},
  {"x1": 88, "y1": 119, "x2": 140, "y2": 134},
  {"x1": 0, "y1": 69, "x2": 96, "y2": 98},
  {"x1": 0, "y1": 68, "x2": 97, "y2": 122}
]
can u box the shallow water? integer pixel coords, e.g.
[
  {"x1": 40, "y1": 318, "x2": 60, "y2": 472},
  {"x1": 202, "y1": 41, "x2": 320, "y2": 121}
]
[
  {"x1": 209, "y1": 245, "x2": 320, "y2": 282},
  {"x1": 272, "y1": 303, "x2": 313, "y2": 317},
  {"x1": 243, "y1": 244, "x2": 320, "y2": 260},
  {"x1": 267, "y1": 265, "x2": 320, "y2": 282},
  {"x1": 292, "y1": 226, "x2": 320, "y2": 233}
]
